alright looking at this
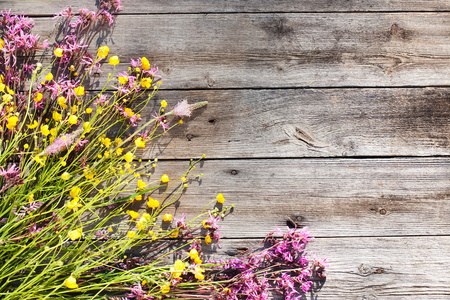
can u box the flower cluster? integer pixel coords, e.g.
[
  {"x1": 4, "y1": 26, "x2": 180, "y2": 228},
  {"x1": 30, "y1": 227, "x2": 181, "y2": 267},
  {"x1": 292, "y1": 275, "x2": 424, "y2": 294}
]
[{"x1": 0, "y1": 2, "x2": 326, "y2": 299}]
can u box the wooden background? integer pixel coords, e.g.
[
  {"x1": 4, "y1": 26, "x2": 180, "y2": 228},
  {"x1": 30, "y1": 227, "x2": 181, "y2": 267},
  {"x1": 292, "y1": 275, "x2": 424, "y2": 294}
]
[{"x1": 9, "y1": 1, "x2": 450, "y2": 298}]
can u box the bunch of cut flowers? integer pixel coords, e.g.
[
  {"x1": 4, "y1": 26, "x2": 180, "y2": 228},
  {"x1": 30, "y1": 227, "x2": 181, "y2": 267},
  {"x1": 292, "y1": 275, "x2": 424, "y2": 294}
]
[{"x1": 0, "y1": 1, "x2": 327, "y2": 299}]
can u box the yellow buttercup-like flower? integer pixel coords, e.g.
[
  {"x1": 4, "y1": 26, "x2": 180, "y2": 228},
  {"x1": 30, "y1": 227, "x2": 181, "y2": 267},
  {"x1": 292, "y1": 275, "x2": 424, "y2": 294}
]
[
  {"x1": 171, "y1": 260, "x2": 185, "y2": 279},
  {"x1": 163, "y1": 214, "x2": 172, "y2": 222},
  {"x1": 141, "y1": 77, "x2": 152, "y2": 89},
  {"x1": 6, "y1": 116, "x2": 18, "y2": 130},
  {"x1": 127, "y1": 210, "x2": 140, "y2": 219},
  {"x1": 68, "y1": 115, "x2": 78, "y2": 125},
  {"x1": 34, "y1": 92, "x2": 43, "y2": 102},
  {"x1": 141, "y1": 57, "x2": 150, "y2": 70},
  {"x1": 67, "y1": 198, "x2": 82, "y2": 212},
  {"x1": 124, "y1": 152, "x2": 133, "y2": 163},
  {"x1": 70, "y1": 186, "x2": 81, "y2": 198},
  {"x1": 216, "y1": 193, "x2": 225, "y2": 204},
  {"x1": 147, "y1": 197, "x2": 160, "y2": 209},
  {"x1": 74, "y1": 86, "x2": 85, "y2": 96},
  {"x1": 127, "y1": 231, "x2": 136, "y2": 238},
  {"x1": 65, "y1": 275, "x2": 78, "y2": 289},
  {"x1": 161, "y1": 174, "x2": 169, "y2": 183},
  {"x1": 137, "y1": 180, "x2": 147, "y2": 190},
  {"x1": 54, "y1": 48, "x2": 63, "y2": 58},
  {"x1": 134, "y1": 137, "x2": 145, "y2": 148},
  {"x1": 161, "y1": 100, "x2": 167, "y2": 108},
  {"x1": 109, "y1": 55, "x2": 119, "y2": 66},
  {"x1": 52, "y1": 111, "x2": 62, "y2": 122},
  {"x1": 45, "y1": 73, "x2": 53, "y2": 81},
  {"x1": 61, "y1": 172, "x2": 70, "y2": 180},
  {"x1": 68, "y1": 228, "x2": 82, "y2": 240},
  {"x1": 205, "y1": 235, "x2": 212, "y2": 244},
  {"x1": 102, "y1": 138, "x2": 111, "y2": 148},
  {"x1": 118, "y1": 76, "x2": 128, "y2": 85},
  {"x1": 97, "y1": 46, "x2": 110, "y2": 59},
  {"x1": 41, "y1": 124, "x2": 50, "y2": 136},
  {"x1": 161, "y1": 283, "x2": 170, "y2": 294},
  {"x1": 0, "y1": 38, "x2": 4, "y2": 49},
  {"x1": 57, "y1": 96, "x2": 67, "y2": 109},
  {"x1": 27, "y1": 120, "x2": 38, "y2": 129}
]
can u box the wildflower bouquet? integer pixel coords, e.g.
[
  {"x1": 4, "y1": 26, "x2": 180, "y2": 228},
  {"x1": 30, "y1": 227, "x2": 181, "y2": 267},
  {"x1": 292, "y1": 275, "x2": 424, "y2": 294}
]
[{"x1": 0, "y1": 1, "x2": 326, "y2": 299}]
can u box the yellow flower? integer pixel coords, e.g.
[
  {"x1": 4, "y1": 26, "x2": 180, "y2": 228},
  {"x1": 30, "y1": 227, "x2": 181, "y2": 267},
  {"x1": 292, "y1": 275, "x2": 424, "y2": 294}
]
[
  {"x1": 217, "y1": 193, "x2": 225, "y2": 204},
  {"x1": 205, "y1": 235, "x2": 212, "y2": 245},
  {"x1": 45, "y1": 73, "x2": 53, "y2": 81},
  {"x1": 85, "y1": 108, "x2": 92, "y2": 114},
  {"x1": 68, "y1": 115, "x2": 78, "y2": 125},
  {"x1": 170, "y1": 230, "x2": 179, "y2": 238},
  {"x1": 141, "y1": 57, "x2": 150, "y2": 70},
  {"x1": 50, "y1": 127, "x2": 58, "y2": 137},
  {"x1": 118, "y1": 76, "x2": 128, "y2": 85},
  {"x1": 124, "y1": 152, "x2": 133, "y2": 163},
  {"x1": 193, "y1": 266, "x2": 205, "y2": 280},
  {"x1": 27, "y1": 120, "x2": 38, "y2": 129},
  {"x1": 137, "y1": 179, "x2": 147, "y2": 190},
  {"x1": 83, "y1": 122, "x2": 91, "y2": 132},
  {"x1": 147, "y1": 197, "x2": 160, "y2": 209},
  {"x1": 104, "y1": 151, "x2": 110, "y2": 158},
  {"x1": 52, "y1": 111, "x2": 62, "y2": 122},
  {"x1": 61, "y1": 172, "x2": 70, "y2": 180},
  {"x1": 102, "y1": 138, "x2": 111, "y2": 148},
  {"x1": 163, "y1": 214, "x2": 172, "y2": 222},
  {"x1": 6, "y1": 86, "x2": 14, "y2": 95},
  {"x1": 54, "y1": 48, "x2": 63, "y2": 58},
  {"x1": 2, "y1": 94, "x2": 12, "y2": 103},
  {"x1": 189, "y1": 249, "x2": 199, "y2": 260},
  {"x1": 34, "y1": 155, "x2": 45, "y2": 167},
  {"x1": 161, "y1": 174, "x2": 169, "y2": 183},
  {"x1": 67, "y1": 198, "x2": 82, "y2": 212},
  {"x1": 127, "y1": 231, "x2": 136, "y2": 238},
  {"x1": 161, "y1": 100, "x2": 167, "y2": 108},
  {"x1": 41, "y1": 124, "x2": 50, "y2": 136},
  {"x1": 57, "y1": 96, "x2": 67, "y2": 109},
  {"x1": 6, "y1": 116, "x2": 18, "y2": 130},
  {"x1": 141, "y1": 77, "x2": 152, "y2": 89},
  {"x1": 161, "y1": 283, "x2": 170, "y2": 294},
  {"x1": 109, "y1": 55, "x2": 119, "y2": 66},
  {"x1": 97, "y1": 46, "x2": 110, "y2": 59},
  {"x1": 74, "y1": 86, "x2": 85, "y2": 96},
  {"x1": 34, "y1": 92, "x2": 43, "y2": 102},
  {"x1": 135, "y1": 194, "x2": 142, "y2": 201},
  {"x1": 108, "y1": 227, "x2": 113, "y2": 232},
  {"x1": 136, "y1": 217, "x2": 147, "y2": 230},
  {"x1": 28, "y1": 194, "x2": 34, "y2": 203},
  {"x1": 115, "y1": 138, "x2": 122, "y2": 146},
  {"x1": 0, "y1": 38, "x2": 4, "y2": 49},
  {"x1": 64, "y1": 276, "x2": 78, "y2": 289},
  {"x1": 70, "y1": 186, "x2": 81, "y2": 198},
  {"x1": 68, "y1": 228, "x2": 82, "y2": 240},
  {"x1": 134, "y1": 137, "x2": 145, "y2": 148},
  {"x1": 127, "y1": 210, "x2": 140, "y2": 219},
  {"x1": 171, "y1": 259, "x2": 185, "y2": 279}
]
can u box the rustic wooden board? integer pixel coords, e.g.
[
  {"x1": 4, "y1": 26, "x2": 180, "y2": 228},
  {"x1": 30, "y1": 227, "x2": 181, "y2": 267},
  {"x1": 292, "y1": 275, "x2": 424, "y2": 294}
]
[
  {"x1": 111, "y1": 158, "x2": 450, "y2": 238},
  {"x1": 210, "y1": 236, "x2": 450, "y2": 299},
  {"x1": 5, "y1": 0, "x2": 450, "y2": 15},
  {"x1": 29, "y1": 13, "x2": 450, "y2": 88},
  {"x1": 132, "y1": 87, "x2": 450, "y2": 159}
]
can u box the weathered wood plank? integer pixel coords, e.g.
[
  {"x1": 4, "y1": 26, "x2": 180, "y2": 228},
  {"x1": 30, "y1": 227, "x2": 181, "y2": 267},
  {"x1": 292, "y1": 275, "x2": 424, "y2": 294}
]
[
  {"x1": 115, "y1": 158, "x2": 450, "y2": 238},
  {"x1": 210, "y1": 236, "x2": 450, "y2": 299},
  {"x1": 4, "y1": 0, "x2": 450, "y2": 15},
  {"x1": 134, "y1": 88, "x2": 450, "y2": 158},
  {"x1": 30, "y1": 13, "x2": 450, "y2": 88}
]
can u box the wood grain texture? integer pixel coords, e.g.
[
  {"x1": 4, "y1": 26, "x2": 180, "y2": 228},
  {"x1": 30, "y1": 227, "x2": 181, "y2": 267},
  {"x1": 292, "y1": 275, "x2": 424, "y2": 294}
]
[
  {"x1": 210, "y1": 236, "x2": 450, "y2": 299},
  {"x1": 133, "y1": 88, "x2": 450, "y2": 159},
  {"x1": 30, "y1": 13, "x2": 450, "y2": 88},
  {"x1": 4, "y1": 0, "x2": 450, "y2": 15},
  {"x1": 108, "y1": 158, "x2": 450, "y2": 238}
]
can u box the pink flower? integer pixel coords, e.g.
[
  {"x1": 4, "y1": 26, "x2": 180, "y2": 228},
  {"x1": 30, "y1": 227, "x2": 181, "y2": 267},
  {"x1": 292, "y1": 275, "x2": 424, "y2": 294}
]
[{"x1": 172, "y1": 100, "x2": 208, "y2": 118}]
